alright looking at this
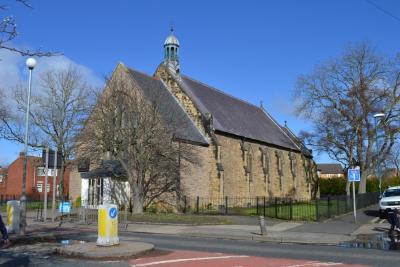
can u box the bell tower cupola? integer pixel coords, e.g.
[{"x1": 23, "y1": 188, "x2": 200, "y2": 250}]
[{"x1": 164, "y1": 27, "x2": 180, "y2": 74}]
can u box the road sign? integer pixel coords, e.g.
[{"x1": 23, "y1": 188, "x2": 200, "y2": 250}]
[
  {"x1": 347, "y1": 168, "x2": 360, "y2": 182},
  {"x1": 59, "y1": 201, "x2": 71, "y2": 213},
  {"x1": 42, "y1": 149, "x2": 63, "y2": 169},
  {"x1": 109, "y1": 207, "x2": 118, "y2": 219}
]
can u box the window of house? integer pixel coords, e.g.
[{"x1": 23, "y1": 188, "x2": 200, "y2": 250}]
[
  {"x1": 0, "y1": 174, "x2": 4, "y2": 183},
  {"x1": 37, "y1": 183, "x2": 43, "y2": 193},
  {"x1": 36, "y1": 182, "x2": 50, "y2": 193}
]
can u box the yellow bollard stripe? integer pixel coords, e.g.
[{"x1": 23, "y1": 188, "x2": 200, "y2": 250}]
[
  {"x1": 7, "y1": 205, "x2": 13, "y2": 226},
  {"x1": 98, "y1": 208, "x2": 107, "y2": 237}
]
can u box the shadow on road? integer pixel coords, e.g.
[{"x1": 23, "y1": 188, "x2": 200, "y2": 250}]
[
  {"x1": 364, "y1": 210, "x2": 379, "y2": 217},
  {"x1": 0, "y1": 252, "x2": 30, "y2": 267}
]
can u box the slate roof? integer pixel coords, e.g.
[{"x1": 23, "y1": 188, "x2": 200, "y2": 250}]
[
  {"x1": 127, "y1": 68, "x2": 208, "y2": 146},
  {"x1": 317, "y1": 163, "x2": 344, "y2": 174},
  {"x1": 179, "y1": 76, "x2": 301, "y2": 151}
]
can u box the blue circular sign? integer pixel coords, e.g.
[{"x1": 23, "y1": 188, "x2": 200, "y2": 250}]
[{"x1": 109, "y1": 207, "x2": 118, "y2": 219}]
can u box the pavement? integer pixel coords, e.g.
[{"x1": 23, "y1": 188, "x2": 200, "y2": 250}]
[
  {"x1": 110, "y1": 204, "x2": 386, "y2": 245},
  {"x1": 56, "y1": 241, "x2": 154, "y2": 259}
]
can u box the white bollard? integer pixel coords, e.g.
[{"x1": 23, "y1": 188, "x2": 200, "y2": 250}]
[
  {"x1": 97, "y1": 204, "x2": 119, "y2": 246},
  {"x1": 6, "y1": 200, "x2": 20, "y2": 234}
]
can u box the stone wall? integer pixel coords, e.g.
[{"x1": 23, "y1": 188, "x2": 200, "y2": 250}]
[
  {"x1": 179, "y1": 143, "x2": 210, "y2": 198},
  {"x1": 211, "y1": 133, "x2": 311, "y2": 200},
  {"x1": 154, "y1": 64, "x2": 207, "y2": 135}
]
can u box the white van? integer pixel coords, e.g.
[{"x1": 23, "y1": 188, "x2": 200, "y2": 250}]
[{"x1": 379, "y1": 186, "x2": 400, "y2": 218}]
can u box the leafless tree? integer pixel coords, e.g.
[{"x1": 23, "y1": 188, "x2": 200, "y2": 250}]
[
  {"x1": 386, "y1": 142, "x2": 400, "y2": 177},
  {"x1": 0, "y1": 0, "x2": 58, "y2": 56},
  {"x1": 2, "y1": 66, "x2": 93, "y2": 195},
  {"x1": 295, "y1": 43, "x2": 400, "y2": 193},
  {"x1": 0, "y1": 88, "x2": 7, "y2": 136},
  {"x1": 79, "y1": 70, "x2": 198, "y2": 214}
]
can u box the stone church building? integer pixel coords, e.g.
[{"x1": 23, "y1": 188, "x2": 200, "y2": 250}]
[{"x1": 69, "y1": 30, "x2": 317, "y2": 206}]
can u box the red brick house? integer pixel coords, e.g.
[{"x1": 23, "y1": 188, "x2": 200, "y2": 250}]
[{"x1": 0, "y1": 153, "x2": 70, "y2": 200}]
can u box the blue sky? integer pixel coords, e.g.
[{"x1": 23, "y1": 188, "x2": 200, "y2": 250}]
[{"x1": 0, "y1": 0, "x2": 399, "y2": 166}]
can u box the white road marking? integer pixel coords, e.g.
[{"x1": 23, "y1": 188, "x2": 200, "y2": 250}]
[
  {"x1": 284, "y1": 262, "x2": 343, "y2": 267},
  {"x1": 131, "y1": 255, "x2": 249, "y2": 266},
  {"x1": 370, "y1": 217, "x2": 380, "y2": 223}
]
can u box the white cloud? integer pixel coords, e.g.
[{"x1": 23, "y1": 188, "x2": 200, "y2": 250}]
[
  {"x1": 0, "y1": 48, "x2": 103, "y2": 165},
  {"x1": 0, "y1": 49, "x2": 103, "y2": 99}
]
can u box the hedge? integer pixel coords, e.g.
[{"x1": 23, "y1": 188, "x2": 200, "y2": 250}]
[{"x1": 320, "y1": 176, "x2": 400, "y2": 196}]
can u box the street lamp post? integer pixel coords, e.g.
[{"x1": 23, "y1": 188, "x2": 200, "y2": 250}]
[
  {"x1": 374, "y1": 112, "x2": 385, "y2": 197},
  {"x1": 20, "y1": 57, "x2": 36, "y2": 235}
]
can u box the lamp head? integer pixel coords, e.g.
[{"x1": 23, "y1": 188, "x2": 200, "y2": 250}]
[
  {"x1": 26, "y1": 58, "x2": 37, "y2": 70},
  {"x1": 373, "y1": 113, "x2": 385, "y2": 118}
]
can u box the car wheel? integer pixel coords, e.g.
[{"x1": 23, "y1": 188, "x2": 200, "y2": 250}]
[{"x1": 379, "y1": 210, "x2": 385, "y2": 219}]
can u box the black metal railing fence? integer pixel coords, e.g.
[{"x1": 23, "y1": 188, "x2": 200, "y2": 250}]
[{"x1": 181, "y1": 192, "x2": 379, "y2": 221}]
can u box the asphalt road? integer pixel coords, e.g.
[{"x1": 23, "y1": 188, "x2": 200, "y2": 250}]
[
  {"x1": 127, "y1": 232, "x2": 400, "y2": 267},
  {"x1": 1, "y1": 230, "x2": 399, "y2": 267}
]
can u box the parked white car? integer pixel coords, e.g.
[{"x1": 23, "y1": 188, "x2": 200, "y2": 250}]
[{"x1": 379, "y1": 186, "x2": 400, "y2": 218}]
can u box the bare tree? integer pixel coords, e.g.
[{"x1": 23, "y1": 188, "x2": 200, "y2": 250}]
[
  {"x1": 79, "y1": 70, "x2": 198, "y2": 214},
  {"x1": 2, "y1": 66, "x2": 92, "y2": 195},
  {"x1": 295, "y1": 43, "x2": 400, "y2": 193},
  {"x1": 0, "y1": 88, "x2": 7, "y2": 136},
  {"x1": 386, "y1": 142, "x2": 400, "y2": 177},
  {"x1": 0, "y1": 0, "x2": 58, "y2": 56}
]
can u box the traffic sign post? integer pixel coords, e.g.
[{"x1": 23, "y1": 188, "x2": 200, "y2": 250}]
[{"x1": 348, "y1": 167, "x2": 361, "y2": 223}]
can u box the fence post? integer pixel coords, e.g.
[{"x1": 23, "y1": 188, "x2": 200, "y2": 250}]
[
  {"x1": 336, "y1": 197, "x2": 340, "y2": 215},
  {"x1": 183, "y1": 196, "x2": 187, "y2": 214},
  {"x1": 315, "y1": 198, "x2": 319, "y2": 221},
  {"x1": 289, "y1": 199, "x2": 293, "y2": 220},
  {"x1": 256, "y1": 196, "x2": 259, "y2": 215},
  {"x1": 225, "y1": 196, "x2": 228, "y2": 215},
  {"x1": 275, "y1": 197, "x2": 278, "y2": 218},
  {"x1": 124, "y1": 203, "x2": 128, "y2": 228},
  {"x1": 263, "y1": 196, "x2": 266, "y2": 217},
  {"x1": 327, "y1": 196, "x2": 331, "y2": 218},
  {"x1": 196, "y1": 196, "x2": 199, "y2": 214}
]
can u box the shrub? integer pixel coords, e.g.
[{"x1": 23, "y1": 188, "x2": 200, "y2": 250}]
[
  {"x1": 319, "y1": 177, "x2": 347, "y2": 196},
  {"x1": 74, "y1": 195, "x2": 81, "y2": 207},
  {"x1": 320, "y1": 177, "x2": 389, "y2": 196}
]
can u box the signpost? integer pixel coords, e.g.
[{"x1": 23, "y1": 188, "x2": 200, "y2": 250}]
[
  {"x1": 348, "y1": 167, "x2": 361, "y2": 223},
  {"x1": 42, "y1": 148, "x2": 62, "y2": 222}
]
